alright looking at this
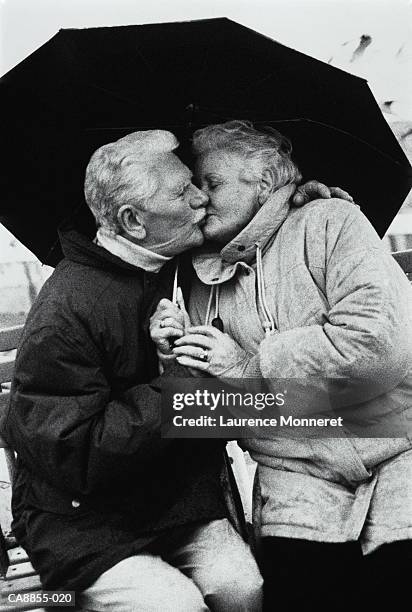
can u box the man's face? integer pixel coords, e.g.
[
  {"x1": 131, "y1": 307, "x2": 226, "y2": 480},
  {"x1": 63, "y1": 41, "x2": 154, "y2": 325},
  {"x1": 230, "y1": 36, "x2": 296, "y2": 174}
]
[
  {"x1": 136, "y1": 153, "x2": 208, "y2": 257},
  {"x1": 195, "y1": 150, "x2": 259, "y2": 245}
]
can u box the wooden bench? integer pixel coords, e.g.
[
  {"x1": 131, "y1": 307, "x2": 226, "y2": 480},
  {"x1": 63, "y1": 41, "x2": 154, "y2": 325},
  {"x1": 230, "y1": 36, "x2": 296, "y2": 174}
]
[
  {"x1": 0, "y1": 324, "x2": 46, "y2": 612},
  {"x1": 392, "y1": 248, "x2": 412, "y2": 282}
]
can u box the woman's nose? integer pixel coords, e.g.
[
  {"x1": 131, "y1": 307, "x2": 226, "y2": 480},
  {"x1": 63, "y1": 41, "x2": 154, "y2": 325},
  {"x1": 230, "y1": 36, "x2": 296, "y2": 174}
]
[{"x1": 190, "y1": 186, "x2": 208, "y2": 208}]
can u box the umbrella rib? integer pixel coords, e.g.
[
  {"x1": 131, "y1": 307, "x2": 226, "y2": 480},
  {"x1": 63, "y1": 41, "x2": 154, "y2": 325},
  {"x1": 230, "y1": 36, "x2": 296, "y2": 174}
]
[
  {"x1": 84, "y1": 114, "x2": 410, "y2": 171},
  {"x1": 265, "y1": 118, "x2": 411, "y2": 169},
  {"x1": 44, "y1": 236, "x2": 62, "y2": 263},
  {"x1": 85, "y1": 125, "x2": 188, "y2": 131},
  {"x1": 186, "y1": 110, "x2": 410, "y2": 170},
  {"x1": 224, "y1": 61, "x2": 364, "y2": 102},
  {"x1": 131, "y1": 44, "x2": 158, "y2": 75},
  {"x1": 44, "y1": 200, "x2": 88, "y2": 262},
  {"x1": 88, "y1": 83, "x2": 141, "y2": 106},
  {"x1": 187, "y1": 43, "x2": 214, "y2": 121},
  {"x1": 82, "y1": 42, "x2": 160, "y2": 107}
]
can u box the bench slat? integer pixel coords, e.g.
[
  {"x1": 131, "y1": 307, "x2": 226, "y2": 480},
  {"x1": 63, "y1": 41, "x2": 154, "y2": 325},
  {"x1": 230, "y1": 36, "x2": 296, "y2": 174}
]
[
  {"x1": 0, "y1": 530, "x2": 9, "y2": 578},
  {"x1": 8, "y1": 548, "x2": 29, "y2": 565},
  {"x1": 0, "y1": 609, "x2": 47, "y2": 612},
  {"x1": 0, "y1": 326, "x2": 23, "y2": 352},
  {"x1": 1, "y1": 573, "x2": 42, "y2": 594},
  {"x1": 0, "y1": 392, "x2": 11, "y2": 441},
  {"x1": 2, "y1": 448, "x2": 16, "y2": 485},
  {"x1": 0, "y1": 593, "x2": 46, "y2": 612},
  {"x1": 0, "y1": 359, "x2": 15, "y2": 385},
  {"x1": 6, "y1": 561, "x2": 36, "y2": 580},
  {"x1": 0, "y1": 391, "x2": 10, "y2": 411},
  {"x1": 392, "y1": 248, "x2": 412, "y2": 274}
]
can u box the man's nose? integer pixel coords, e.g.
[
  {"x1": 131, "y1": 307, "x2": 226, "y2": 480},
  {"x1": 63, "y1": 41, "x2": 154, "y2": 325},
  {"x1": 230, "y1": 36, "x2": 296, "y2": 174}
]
[{"x1": 190, "y1": 185, "x2": 208, "y2": 209}]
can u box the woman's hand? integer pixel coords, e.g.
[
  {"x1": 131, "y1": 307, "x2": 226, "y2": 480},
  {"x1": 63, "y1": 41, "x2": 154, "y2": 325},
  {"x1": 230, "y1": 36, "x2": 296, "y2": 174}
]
[
  {"x1": 150, "y1": 288, "x2": 191, "y2": 358},
  {"x1": 173, "y1": 325, "x2": 249, "y2": 376}
]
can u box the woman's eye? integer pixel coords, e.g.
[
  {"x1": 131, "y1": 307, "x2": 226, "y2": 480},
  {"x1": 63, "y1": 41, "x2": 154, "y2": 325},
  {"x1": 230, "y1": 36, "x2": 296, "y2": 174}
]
[{"x1": 208, "y1": 183, "x2": 220, "y2": 191}]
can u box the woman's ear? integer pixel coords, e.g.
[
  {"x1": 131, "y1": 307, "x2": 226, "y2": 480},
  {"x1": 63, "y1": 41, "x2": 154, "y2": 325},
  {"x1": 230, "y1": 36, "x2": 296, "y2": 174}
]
[
  {"x1": 257, "y1": 168, "x2": 276, "y2": 205},
  {"x1": 117, "y1": 204, "x2": 146, "y2": 240}
]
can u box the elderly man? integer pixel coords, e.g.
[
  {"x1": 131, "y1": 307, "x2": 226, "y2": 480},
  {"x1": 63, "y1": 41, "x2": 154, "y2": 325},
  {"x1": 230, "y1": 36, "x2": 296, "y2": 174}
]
[{"x1": 2, "y1": 130, "x2": 263, "y2": 611}]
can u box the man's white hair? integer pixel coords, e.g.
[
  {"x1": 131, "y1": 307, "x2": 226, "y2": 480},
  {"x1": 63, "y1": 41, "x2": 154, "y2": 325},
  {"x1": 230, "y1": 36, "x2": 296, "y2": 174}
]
[{"x1": 84, "y1": 130, "x2": 179, "y2": 231}]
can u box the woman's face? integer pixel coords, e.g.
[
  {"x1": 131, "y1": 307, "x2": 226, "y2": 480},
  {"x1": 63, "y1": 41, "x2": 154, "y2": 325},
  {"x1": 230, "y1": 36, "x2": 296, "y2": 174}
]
[{"x1": 195, "y1": 150, "x2": 260, "y2": 245}]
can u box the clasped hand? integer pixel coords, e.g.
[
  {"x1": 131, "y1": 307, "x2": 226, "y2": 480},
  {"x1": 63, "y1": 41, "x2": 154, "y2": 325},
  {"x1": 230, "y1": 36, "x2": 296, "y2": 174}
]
[
  {"x1": 150, "y1": 294, "x2": 248, "y2": 376},
  {"x1": 149, "y1": 288, "x2": 189, "y2": 358},
  {"x1": 173, "y1": 325, "x2": 249, "y2": 376}
]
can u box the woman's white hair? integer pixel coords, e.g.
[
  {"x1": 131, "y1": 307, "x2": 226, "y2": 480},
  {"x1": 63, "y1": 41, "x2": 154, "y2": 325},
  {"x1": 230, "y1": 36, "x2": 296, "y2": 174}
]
[
  {"x1": 192, "y1": 120, "x2": 302, "y2": 189},
  {"x1": 84, "y1": 130, "x2": 179, "y2": 231}
]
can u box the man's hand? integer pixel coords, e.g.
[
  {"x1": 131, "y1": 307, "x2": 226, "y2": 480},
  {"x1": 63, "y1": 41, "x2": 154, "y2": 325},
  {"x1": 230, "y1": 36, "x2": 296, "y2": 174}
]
[
  {"x1": 173, "y1": 325, "x2": 249, "y2": 376},
  {"x1": 292, "y1": 180, "x2": 354, "y2": 207},
  {"x1": 149, "y1": 288, "x2": 191, "y2": 358}
]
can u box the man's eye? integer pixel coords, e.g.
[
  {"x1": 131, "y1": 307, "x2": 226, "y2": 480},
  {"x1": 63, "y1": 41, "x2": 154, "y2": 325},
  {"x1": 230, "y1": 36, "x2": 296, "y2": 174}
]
[
  {"x1": 177, "y1": 185, "x2": 189, "y2": 198},
  {"x1": 208, "y1": 183, "x2": 220, "y2": 191}
]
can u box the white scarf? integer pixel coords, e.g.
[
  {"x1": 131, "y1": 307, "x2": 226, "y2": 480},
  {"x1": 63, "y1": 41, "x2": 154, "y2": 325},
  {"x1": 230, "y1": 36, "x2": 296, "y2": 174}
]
[{"x1": 95, "y1": 227, "x2": 172, "y2": 272}]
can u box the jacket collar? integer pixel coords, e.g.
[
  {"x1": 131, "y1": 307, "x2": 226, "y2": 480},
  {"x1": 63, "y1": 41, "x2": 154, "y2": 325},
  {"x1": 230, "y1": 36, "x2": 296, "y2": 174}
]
[
  {"x1": 192, "y1": 184, "x2": 295, "y2": 285},
  {"x1": 95, "y1": 227, "x2": 172, "y2": 273},
  {"x1": 58, "y1": 227, "x2": 146, "y2": 274}
]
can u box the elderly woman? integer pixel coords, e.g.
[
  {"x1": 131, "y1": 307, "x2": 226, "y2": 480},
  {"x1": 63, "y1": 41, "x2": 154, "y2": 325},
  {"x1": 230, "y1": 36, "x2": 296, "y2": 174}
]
[{"x1": 152, "y1": 121, "x2": 412, "y2": 610}]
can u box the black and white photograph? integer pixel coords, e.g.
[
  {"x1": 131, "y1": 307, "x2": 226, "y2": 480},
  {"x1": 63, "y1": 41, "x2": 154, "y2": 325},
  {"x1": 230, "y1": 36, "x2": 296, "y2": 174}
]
[{"x1": 1, "y1": 1, "x2": 411, "y2": 610}]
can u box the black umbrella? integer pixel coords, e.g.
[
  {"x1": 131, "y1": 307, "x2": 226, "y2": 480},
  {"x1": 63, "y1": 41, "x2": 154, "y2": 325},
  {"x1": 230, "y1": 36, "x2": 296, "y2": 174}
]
[{"x1": 1, "y1": 18, "x2": 411, "y2": 265}]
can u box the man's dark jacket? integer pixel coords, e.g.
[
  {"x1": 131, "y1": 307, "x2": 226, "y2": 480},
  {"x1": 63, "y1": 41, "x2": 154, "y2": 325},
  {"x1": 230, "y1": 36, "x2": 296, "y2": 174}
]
[{"x1": 2, "y1": 228, "x2": 229, "y2": 591}]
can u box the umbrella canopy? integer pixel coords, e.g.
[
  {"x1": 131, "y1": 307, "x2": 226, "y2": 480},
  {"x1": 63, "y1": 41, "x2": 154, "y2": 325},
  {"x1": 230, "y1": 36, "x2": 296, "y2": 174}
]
[{"x1": 1, "y1": 17, "x2": 411, "y2": 265}]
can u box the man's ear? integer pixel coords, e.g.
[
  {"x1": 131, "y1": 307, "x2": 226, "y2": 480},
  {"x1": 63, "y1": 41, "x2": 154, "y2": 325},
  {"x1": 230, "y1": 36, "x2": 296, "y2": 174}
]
[
  {"x1": 257, "y1": 168, "x2": 275, "y2": 206},
  {"x1": 117, "y1": 204, "x2": 146, "y2": 240}
]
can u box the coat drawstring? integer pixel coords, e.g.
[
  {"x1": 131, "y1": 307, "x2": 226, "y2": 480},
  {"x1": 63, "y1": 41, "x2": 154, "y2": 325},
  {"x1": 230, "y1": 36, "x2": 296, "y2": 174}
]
[
  {"x1": 256, "y1": 245, "x2": 276, "y2": 335},
  {"x1": 204, "y1": 246, "x2": 276, "y2": 335},
  {"x1": 204, "y1": 284, "x2": 224, "y2": 331},
  {"x1": 172, "y1": 260, "x2": 179, "y2": 304},
  {"x1": 205, "y1": 285, "x2": 214, "y2": 325}
]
